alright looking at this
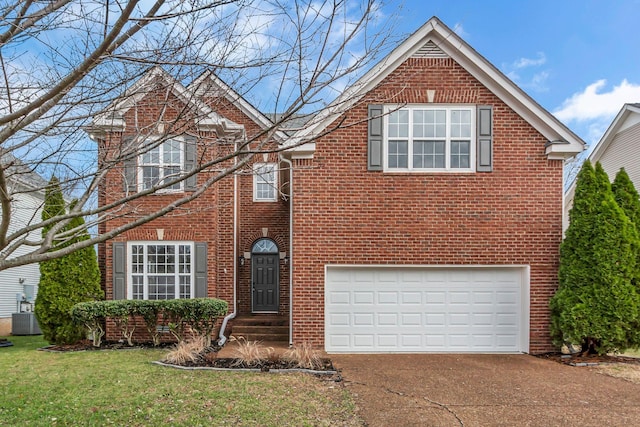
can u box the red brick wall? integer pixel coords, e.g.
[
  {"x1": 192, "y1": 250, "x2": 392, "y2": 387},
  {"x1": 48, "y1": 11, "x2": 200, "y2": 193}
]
[
  {"x1": 290, "y1": 58, "x2": 562, "y2": 354},
  {"x1": 99, "y1": 79, "x2": 290, "y2": 342},
  {"x1": 200, "y1": 96, "x2": 290, "y2": 316}
]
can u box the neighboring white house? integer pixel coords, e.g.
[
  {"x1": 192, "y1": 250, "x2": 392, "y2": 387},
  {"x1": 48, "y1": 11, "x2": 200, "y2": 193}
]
[
  {"x1": 0, "y1": 154, "x2": 47, "y2": 336},
  {"x1": 564, "y1": 103, "x2": 640, "y2": 231}
]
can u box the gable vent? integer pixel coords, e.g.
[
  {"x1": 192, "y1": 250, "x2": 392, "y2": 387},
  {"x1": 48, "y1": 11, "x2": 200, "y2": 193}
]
[{"x1": 412, "y1": 40, "x2": 448, "y2": 58}]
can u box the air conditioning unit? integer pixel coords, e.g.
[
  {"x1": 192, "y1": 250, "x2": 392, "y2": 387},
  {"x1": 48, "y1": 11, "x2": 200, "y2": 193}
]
[{"x1": 12, "y1": 312, "x2": 42, "y2": 335}]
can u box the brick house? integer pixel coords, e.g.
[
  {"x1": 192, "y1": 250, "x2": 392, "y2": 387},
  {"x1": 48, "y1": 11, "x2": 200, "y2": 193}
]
[{"x1": 90, "y1": 17, "x2": 583, "y2": 354}]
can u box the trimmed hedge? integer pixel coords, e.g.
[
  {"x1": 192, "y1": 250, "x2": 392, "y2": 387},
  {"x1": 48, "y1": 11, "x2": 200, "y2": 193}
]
[{"x1": 71, "y1": 299, "x2": 228, "y2": 347}]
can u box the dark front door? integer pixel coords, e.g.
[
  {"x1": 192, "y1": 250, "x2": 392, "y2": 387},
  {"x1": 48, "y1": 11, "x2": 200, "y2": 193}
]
[{"x1": 252, "y1": 254, "x2": 279, "y2": 312}]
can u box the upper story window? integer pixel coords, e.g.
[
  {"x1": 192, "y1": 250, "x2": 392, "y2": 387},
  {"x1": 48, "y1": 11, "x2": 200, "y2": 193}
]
[
  {"x1": 139, "y1": 139, "x2": 184, "y2": 192},
  {"x1": 254, "y1": 163, "x2": 277, "y2": 201},
  {"x1": 385, "y1": 106, "x2": 475, "y2": 172},
  {"x1": 129, "y1": 242, "x2": 193, "y2": 300}
]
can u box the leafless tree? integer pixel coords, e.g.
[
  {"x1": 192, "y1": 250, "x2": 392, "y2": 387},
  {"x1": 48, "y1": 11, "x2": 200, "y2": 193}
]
[{"x1": 0, "y1": 0, "x2": 395, "y2": 271}]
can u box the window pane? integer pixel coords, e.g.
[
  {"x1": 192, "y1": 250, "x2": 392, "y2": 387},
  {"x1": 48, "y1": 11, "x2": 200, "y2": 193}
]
[
  {"x1": 388, "y1": 140, "x2": 408, "y2": 168},
  {"x1": 414, "y1": 141, "x2": 445, "y2": 169},
  {"x1": 388, "y1": 110, "x2": 408, "y2": 138},
  {"x1": 179, "y1": 245, "x2": 191, "y2": 273},
  {"x1": 252, "y1": 238, "x2": 278, "y2": 253},
  {"x1": 148, "y1": 276, "x2": 175, "y2": 300},
  {"x1": 163, "y1": 140, "x2": 181, "y2": 164},
  {"x1": 142, "y1": 166, "x2": 159, "y2": 190},
  {"x1": 413, "y1": 110, "x2": 425, "y2": 137},
  {"x1": 424, "y1": 109, "x2": 446, "y2": 138},
  {"x1": 451, "y1": 109, "x2": 472, "y2": 138},
  {"x1": 163, "y1": 166, "x2": 181, "y2": 189},
  {"x1": 255, "y1": 164, "x2": 276, "y2": 200},
  {"x1": 180, "y1": 276, "x2": 191, "y2": 299},
  {"x1": 141, "y1": 146, "x2": 159, "y2": 165},
  {"x1": 451, "y1": 141, "x2": 471, "y2": 169},
  {"x1": 131, "y1": 243, "x2": 193, "y2": 300}
]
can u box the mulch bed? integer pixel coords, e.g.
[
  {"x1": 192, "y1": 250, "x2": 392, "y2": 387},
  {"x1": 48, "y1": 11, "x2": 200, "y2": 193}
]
[
  {"x1": 39, "y1": 340, "x2": 336, "y2": 372},
  {"x1": 175, "y1": 354, "x2": 335, "y2": 372},
  {"x1": 536, "y1": 352, "x2": 640, "y2": 366},
  {"x1": 40, "y1": 340, "x2": 177, "y2": 352}
]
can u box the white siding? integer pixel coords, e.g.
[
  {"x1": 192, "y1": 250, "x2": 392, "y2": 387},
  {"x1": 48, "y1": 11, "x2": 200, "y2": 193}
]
[
  {"x1": 599, "y1": 122, "x2": 640, "y2": 186},
  {"x1": 0, "y1": 189, "x2": 44, "y2": 318}
]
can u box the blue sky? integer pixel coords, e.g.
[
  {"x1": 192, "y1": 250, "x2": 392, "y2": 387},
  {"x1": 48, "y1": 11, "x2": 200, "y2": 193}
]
[{"x1": 387, "y1": 0, "x2": 640, "y2": 149}]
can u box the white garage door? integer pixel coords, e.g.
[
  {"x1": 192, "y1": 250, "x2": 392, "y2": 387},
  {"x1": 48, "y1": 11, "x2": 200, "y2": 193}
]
[{"x1": 325, "y1": 266, "x2": 528, "y2": 353}]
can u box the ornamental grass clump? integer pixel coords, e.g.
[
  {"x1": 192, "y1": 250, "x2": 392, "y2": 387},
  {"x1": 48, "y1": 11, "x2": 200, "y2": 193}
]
[
  {"x1": 163, "y1": 336, "x2": 208, "y2": 365},
  {"x1": 283, "y1": 342, "x2": 323, "y2": 370},
  {"x1": 231, "y1": 338, "x2": 274, "y2": 367}
]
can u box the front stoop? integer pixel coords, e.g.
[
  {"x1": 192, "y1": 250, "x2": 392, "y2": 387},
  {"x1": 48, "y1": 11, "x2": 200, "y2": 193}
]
[{"x1": 230, "y1": 314, "x2": 289, "y2": 342}]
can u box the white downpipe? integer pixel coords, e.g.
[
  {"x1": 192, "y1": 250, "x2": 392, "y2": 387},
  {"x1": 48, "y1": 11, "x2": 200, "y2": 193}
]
[
  {"x1": 280, "y1": 155, "x2": 294, "y2": 347},
  {"x1": 218, "y1": 140, "x2": 240, "y2": 346}
]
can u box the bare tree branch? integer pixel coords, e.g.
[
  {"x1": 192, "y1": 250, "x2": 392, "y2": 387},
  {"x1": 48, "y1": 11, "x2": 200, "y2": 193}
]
[{"x1": 0, "y1": 0, "x2": 395, "y2": 271}]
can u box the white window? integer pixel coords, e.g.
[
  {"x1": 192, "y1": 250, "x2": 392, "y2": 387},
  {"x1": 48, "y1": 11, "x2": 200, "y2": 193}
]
[
  {"x1": 254, "y1": 163, "x2": 277, "y2": 201},
  {"x1": 139, "y1": 138, "x2": 183, "y2": 191},
  {"x1": 128, "y1": 242, "x2": 194, "y2": 300},
  {"x1": 384, "y1": 106, "x2": 475, "y2": 172}
]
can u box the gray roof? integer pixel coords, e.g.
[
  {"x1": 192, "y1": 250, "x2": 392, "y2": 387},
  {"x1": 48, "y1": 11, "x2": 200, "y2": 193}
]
[
  {"x1": 266, "y1": 113, "x2": 315, "y2": 131},
  {"x1": 1, "y1": 152, "x2": 49, "y2": 191}
]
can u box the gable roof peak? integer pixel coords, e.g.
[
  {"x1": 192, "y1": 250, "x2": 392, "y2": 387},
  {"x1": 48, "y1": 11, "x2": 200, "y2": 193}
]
[
  {"x1": 88, "y1": 66, "x2": 243, "y2": 138},
  {"x1": 291, "y1": 16, "x2": 584, "y2": 160}
]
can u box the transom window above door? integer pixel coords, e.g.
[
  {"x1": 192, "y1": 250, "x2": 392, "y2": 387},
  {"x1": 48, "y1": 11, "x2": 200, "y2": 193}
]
[
  {"x1": 385, "y1": 106, "x2": 475, "y2": 172},
  {"x1": 252, "y1": 238, "x2": 278, "y2": 253}
]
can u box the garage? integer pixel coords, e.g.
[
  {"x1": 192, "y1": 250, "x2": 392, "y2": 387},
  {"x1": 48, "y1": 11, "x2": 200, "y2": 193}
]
[{"x1": 325, "y1": 266, "x2": 529, "y2": 353}]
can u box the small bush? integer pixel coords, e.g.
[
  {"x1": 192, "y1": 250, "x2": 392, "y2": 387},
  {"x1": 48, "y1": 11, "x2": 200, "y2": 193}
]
[
  {"x1": 70, "y1": 298, "x2": 228, "y2": 347},
  {"x1": 70, "y1": 301, "x2": 107, "y2": 347},
  {"x1": 283, "y1": 342, "x2": 323, "y2": 370}
]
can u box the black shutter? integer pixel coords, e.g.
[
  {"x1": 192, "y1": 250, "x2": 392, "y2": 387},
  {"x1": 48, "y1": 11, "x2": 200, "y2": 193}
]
[
  {"x1": 184, "y1": 136, "x2": 197, "y2": 191},
  {"x1": 122, "y1": 136, "x2": 137, "y2": 193},
  {"x1": 477, "y1": 106, "x2": 493, "y2": 172},
  {"x1": 194, "y1": 242, "x2": 207, "y2": 298},
  {"x1": 368, "y1": 105, "x2": 384, "y2": 171},
  {"x1": 113, "y1": 242, "x2": 126, "y2": 300}
]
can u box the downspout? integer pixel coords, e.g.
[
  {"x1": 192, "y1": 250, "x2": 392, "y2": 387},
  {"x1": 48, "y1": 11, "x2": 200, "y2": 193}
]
[
  {"x1": 280, "y1": 154, "x2": 294, "y2": 347},
  {"x1": 218, "y1": 138, "x2": 241, "y2": 346}
]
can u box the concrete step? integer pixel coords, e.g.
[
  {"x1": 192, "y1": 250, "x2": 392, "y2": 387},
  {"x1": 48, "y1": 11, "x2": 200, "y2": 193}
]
[
  {"x1": 232, "y1": 325, "x2": 289, "y2": 335},
  {"x1": 232, "y1": 315, "x2": 289, "y2": 327},
  {"x1": 230, "y1": 315, "x2": 289, "y2": 342},
  {"x1": 231, "y1": 333, "x2": 289, "y2": 342}
]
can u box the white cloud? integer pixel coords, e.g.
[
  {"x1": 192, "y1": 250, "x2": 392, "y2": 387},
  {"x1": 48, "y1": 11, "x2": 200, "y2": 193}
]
[
  {"x1": 452, "y1": 23, "x2": 467, "y2": 38},
  {"x1": 553, "y1": 79, "x2": 640, "y2": 122},
  {"x1": 512, "y1": 52, "x2": 546, "y2": 69},
  {"x1": 503, "y1": 52, "x2": 549, "y2": 92}
]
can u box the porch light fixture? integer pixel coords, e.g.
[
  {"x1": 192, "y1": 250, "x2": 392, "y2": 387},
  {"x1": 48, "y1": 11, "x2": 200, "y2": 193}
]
[
  {"x1": 284, "y1": 255, "x2": 290, "y2": 265},
  {"x1": 238, "y1": 255, "x2": 245, "y2": 266}
]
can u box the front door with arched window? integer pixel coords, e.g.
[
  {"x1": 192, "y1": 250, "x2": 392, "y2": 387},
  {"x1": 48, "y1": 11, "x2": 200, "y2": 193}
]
[{"x1": 251, "y1": 238, "x2": 279, "y2": 312}]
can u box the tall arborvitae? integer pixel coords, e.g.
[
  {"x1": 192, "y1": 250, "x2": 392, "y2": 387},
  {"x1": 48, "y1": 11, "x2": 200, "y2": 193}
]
[
  {"x1": 35, "y1": 177, "x2": 68, "y2": 343},
  {"x1": 612, "y1": 167, "x2": 640, "y2": 236},
  {"x1": 612, "y1": 167, "x2": 640, "y2": 345},
  {"x1": 35, "y1": 180, "x2": 103, "y2": 344},
  {"x1": 551, "y1": 161, "x2": 640, "y2": 353}
]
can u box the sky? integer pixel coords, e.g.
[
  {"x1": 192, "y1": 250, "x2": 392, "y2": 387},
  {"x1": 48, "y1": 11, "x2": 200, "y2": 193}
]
[{"x1": 385, "y1": 0, "x2": 640, "y2": 151}]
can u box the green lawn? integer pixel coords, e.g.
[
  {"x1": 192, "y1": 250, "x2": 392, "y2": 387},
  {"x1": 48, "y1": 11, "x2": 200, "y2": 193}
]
[{"x1": 0, "y1": 336, "x2": 361, "y2": 426}]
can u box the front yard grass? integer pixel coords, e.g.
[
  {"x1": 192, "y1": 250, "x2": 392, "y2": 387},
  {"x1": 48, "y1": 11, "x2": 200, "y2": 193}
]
[{"x1": 0, "y1": 336, "x2": 361, "y2": 426}]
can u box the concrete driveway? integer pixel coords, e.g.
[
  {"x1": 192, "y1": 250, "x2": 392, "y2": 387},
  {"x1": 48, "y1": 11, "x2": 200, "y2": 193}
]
[{"x1": 331, "y1": 354, "x2": 640, "y2": 426}]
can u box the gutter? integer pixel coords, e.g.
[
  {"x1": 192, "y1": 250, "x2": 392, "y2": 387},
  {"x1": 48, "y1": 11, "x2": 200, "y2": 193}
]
[
  {"x1": 218, "y1": 139, "x2": 241, "y2": 346},
  {"x1": 280, "y1": 154, "x2": 294, "y2": 347}
]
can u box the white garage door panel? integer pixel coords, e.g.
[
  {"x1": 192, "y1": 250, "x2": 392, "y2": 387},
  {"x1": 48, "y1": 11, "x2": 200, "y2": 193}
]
[{"x1": 325, "y1": 267, "x2": 528, "y2": 353}]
